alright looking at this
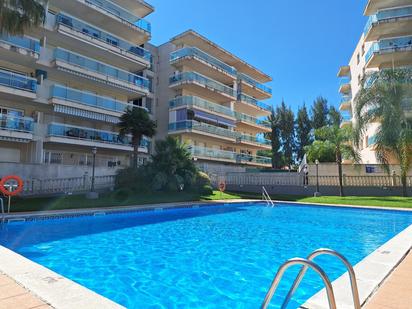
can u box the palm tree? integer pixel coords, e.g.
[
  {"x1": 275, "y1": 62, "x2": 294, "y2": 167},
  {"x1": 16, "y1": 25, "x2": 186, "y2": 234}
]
[
  {"x1": 306, "y1": 125, "x2": 360, "y2": 197},
  {"x1": 118, "y1": 107, "x2": 156, "y2": 169},
  {"x1": 0, "y1": 0, "x2": 48, "y2": 35},
  {"x1": 354, "y1": 68, "x2": 412, "y2": 197}
]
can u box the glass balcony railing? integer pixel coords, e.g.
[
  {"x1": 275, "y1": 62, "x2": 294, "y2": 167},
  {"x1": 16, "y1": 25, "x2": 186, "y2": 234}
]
[
  {"x1": 56, "y1": 14, "x2": 151, "y2": 62},
  {"x1": 170, "y1": 47, "x2": 237, "y2": 76},
  {"x1": 341, "y1": 95, "x2": 352, "y2": 103},
  {"x1": 238, "y1": 73, "x2": 272, "y2": 95},
  {"x1": 239, "y1": 153, "x2": 272, "y2": 165},
  {"x1": 0, "y1": 114, "x2": 34, "y2": 133},
  {"x1": 48, "y1": 123, "x2": 133, "y2": 146},
  {"x1": 169, "y1": 96, "x2": 235, "y2": 118},
  {"x1": 238, "y1": 93, "x2": 272, "y2": 112},
  {"x1": 54, "y1": 48, "x2": 149, "y2": 90},
  {"x1": 339, "y1": 76, "x2": 351, "y2": 86},
  {"x1": 84, "y1": 0, "x2": 151, "y2": 33},
  {"x1": 169, "y1": 120, "x2": 238, "y2": 139},
  {"x1": 0, "y1": 69, "x2": 37, "y2": 92},
  {"x1": 365, "y1": 36, "x2": 412, "y2": 63},
  {"x1": 169, "y1": 72, "x2": 236, "y2": 98},
  {"x1": 50, "y1": 84, "x2": 136, "y2": 113},
  {"x1": 0, "y1": 34, "x2": 40, "y2": 53},
  {"x1": 364, "y1": 6, "x2": 412, "y2": 35},
  {"x1": 188, "y1": 145, "x2": 271, "y2": 165},
  {"x1": 341, "y1": 113, "x2": 352, "y2": 123},
  {"x1": 368, "y1": 135, "x2": 377, "y2": 146},
  {"x1": 238, "y1": 134, "x2": 271, "y2": 146},
  {"x1": 189, "y1": 145, "x2": 237, "y2": 161},
  {"x1": 235, "y1": 112, "x2": 270, "y2": 128}
]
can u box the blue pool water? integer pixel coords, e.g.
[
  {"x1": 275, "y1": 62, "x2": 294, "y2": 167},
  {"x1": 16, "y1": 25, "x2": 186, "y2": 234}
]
[{"x1": 1, "y1": 203, "x2": 412, "y2": 308}]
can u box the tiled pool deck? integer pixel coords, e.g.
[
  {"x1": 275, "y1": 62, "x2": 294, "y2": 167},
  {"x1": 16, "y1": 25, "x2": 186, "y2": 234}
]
[
  {"x1": 1, "y1": 200, "x2": 411, "y2": 308},
  {"x1": 0, "y1": 272, "x2": 51, "y2": 309}
]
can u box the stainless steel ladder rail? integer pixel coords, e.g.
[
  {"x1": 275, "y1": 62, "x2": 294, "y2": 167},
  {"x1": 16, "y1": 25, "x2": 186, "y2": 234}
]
[
  {"x1": 262, "y1": 186, "x2": 274, "y2": 207},
  {"x1": 281, "y1": 248, "x2": 360, "y2": 309},
  {"x1": 261, "y1": 257, "x2": 337, "y2": 309},
  {"x1": 0, "y1": 197, "x2": 4, "y2": 224}
]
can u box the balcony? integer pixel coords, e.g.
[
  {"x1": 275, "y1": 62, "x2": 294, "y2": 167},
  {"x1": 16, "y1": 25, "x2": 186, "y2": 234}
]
[
  {"x1": 169, "y1": 72, "x2": 236, "y2": 103},
  {"x1": 169, "y1": 96, "x2": 235, "y2": 119},
  {"x1": 235, "y1": 112, "x2": 271, "y2": 132},
  {"x1": 364, "y1": 6, "x2": 412, "y2": 41},
  {"x1": 340, "y1": 113, "x2": 352, "y2": 128},
  {"x1": 339, "y1": 95, "x2": 352, "y2": 111},
  {"x1": 237, "y1": 93, "x2": 272, "y2": 116},
  {"x1": 337, "y1": 65, "x2": 350, "y2": 77},
  {"x1": 53, "y1": 48, "x2": 149, "y2": 97},
  {"x1": 0, "y1": 69, "x2": 37, "y2": 100},
  {"x1": 54, "y1": 14, "x2": 151, "y2": 70},
  {"x1": 338, "y1": 76, "x2": 351, "y2": 94},
  {"x1": 46, "y1": 123, "x2": 140, "y2": 151},
  {"x1": 0, "y1": 114, "x2": 34, "y2": 142},
  {"x1": 50, "y1": 0, "x2": 151, "y2": 44},
  {"x1": 365, "y1": 36, "x2": 412, "y2": 68},
  {"x1": 0, "y1": 34, "x2": 40, "y2": 66},
  {"x1": 49, "y1": 84, "x2": 139, "y2": 123},
  {"x1": 168, "y1": 120, "x2": 238, "y2": 141},
  {"x1": 364, "y1": 0, "x2": 412, "y2": 16},
  {"x1": 238, "y1": 72, "x2": 272, "y2": 100},
  {"x1": 236, "y1": 134, "x2": 271, "y2": 149},
  {"x1": 170, "y1": 47, "x2": 237, "y2": 84},
  {"x1": 188, "y1": 145, "x2": 271, "y2": 166}
]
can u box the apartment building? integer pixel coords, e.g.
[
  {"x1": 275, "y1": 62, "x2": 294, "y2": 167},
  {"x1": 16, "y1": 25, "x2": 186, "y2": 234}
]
[
  {"x1": 155, "y1": 30, "x2": 273, "y2": 168},
  {"x1": 0, "y1": 0, "x2": 154, "y2": 174},
  {"x1": 338, "y1": 0, "x2": 412, "y2": 163}
]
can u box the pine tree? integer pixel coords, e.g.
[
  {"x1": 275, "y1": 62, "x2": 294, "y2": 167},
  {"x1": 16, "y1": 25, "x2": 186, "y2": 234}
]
[{"x1": 296, "y1": 104, "x2": 312, "y2": 161}]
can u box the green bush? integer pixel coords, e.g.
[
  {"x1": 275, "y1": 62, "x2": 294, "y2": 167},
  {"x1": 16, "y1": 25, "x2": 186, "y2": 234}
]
[
  {"x1": 115, "y1": 167, "x2": 150, "y2": 193},
  {"x1": 195, "y1": 172, "x2": 211, "y2": 188},
  {"x1": 151, "y1": 172, "x2": 168, "y2": 191},
  {"x1": 199, "y1": 185, "x2": 213, "y2": 195}
]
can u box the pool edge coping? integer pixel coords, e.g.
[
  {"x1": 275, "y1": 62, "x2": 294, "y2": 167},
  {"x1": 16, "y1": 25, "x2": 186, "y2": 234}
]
[
  {"x1": 300, "y1": 224, "x2": 412, "y2": 309},
  {"x1": 2, "y1": 198, "x2": 412, "y2": 221}
]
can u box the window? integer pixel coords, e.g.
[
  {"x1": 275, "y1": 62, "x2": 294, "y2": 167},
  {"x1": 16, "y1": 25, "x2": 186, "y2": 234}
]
[
  {"x1": 357, "y1": 53, "x2": 360, "y2": 65},
  {"x1": 145, "y1": 98, "x2": 152, "y2": 113}
]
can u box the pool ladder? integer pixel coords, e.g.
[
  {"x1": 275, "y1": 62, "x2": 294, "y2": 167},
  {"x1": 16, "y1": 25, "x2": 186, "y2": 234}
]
[
  {"x1": 261, "y1": 248, "x2": 361, "y2": 309},
  {"x1": 262, "y1": 187, "x2": 274, "y2": 207}
]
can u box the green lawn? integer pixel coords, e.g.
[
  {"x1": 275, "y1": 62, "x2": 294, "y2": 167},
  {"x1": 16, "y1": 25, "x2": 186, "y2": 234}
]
[{"x1": 5, "y1": 190, "x2": 412, "y2": 213}]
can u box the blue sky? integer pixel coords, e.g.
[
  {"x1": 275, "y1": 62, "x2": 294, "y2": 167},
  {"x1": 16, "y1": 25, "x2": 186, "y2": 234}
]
[{"x1": 146, "y1": 0, "x2": 368, "y2": 113}]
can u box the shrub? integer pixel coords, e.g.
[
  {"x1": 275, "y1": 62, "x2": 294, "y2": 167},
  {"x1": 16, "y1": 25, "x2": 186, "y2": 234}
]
[
  {"x1": 195, "y1": 172, "x2": 211, "y2": 188},
  {"x1": 115, "y1": 167, "x2": 150, "y2": 193},
  {"x1": 151, "y1": 172, "x2": 168, "y2": 191},
  {"x1": 199, "y1": 185, "x2": 213, "y2": 195}
]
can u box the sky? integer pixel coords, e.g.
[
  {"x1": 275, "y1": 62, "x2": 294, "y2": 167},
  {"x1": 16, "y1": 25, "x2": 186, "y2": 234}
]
[{"x1": 146, "y1": 0, "x2": 368, "y2": 113}]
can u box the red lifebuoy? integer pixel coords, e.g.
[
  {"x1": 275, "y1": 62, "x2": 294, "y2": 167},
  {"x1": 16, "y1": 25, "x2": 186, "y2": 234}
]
[
  {"x1": 218, "y1": 181, "x2": 226, "y2": 192},
  {"x1": 0, "y1": 175, "x2": 24, "y2": 196}
]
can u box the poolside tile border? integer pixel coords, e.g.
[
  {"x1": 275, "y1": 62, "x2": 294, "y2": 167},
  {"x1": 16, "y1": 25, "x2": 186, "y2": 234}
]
[{"x1": 300, "y1": 223, "x2": 412, "y2": 309}]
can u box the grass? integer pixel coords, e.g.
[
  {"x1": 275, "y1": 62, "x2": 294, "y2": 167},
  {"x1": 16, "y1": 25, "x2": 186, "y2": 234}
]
[{"x1": 5, "y1": 190, "x2": 412, "y2": 213}]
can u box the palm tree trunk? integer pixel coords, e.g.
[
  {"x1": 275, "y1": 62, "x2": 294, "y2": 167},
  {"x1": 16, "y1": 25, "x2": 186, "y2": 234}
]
[
  {"x1": 401, "y1": 173, "x2": 407, "y2": 197},
  {"x1": 132, "y1": 136, "x2": 141, "y2": 169},
  {"x1": 337, "y1": 150, "x2": 344, "y2": 197}
]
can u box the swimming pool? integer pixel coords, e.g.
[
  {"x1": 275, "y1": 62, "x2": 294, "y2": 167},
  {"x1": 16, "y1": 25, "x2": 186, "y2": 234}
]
[{"x1": 1, "y1": 202, "x2": 412, "y2": 308}]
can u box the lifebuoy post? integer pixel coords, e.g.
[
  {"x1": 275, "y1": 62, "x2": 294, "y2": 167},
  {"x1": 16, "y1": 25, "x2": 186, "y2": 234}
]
[{"x1": 0, "y1": 175, "x2": 24, "y2": 213}]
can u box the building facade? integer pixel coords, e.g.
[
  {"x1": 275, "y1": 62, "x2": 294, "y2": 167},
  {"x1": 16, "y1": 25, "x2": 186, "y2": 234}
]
[
  {"x1": 0, "y1": 0, "x2": 155, "y2": 174},
  {"x1": 155, "y1": 30, "x2": 273, "y2": 168},
  {"x1": 338, "y1": 0, "x2": 412, "y2": 163},
  {"x1": 0, "y1": 4, "x2": 274, "y2": 179}
]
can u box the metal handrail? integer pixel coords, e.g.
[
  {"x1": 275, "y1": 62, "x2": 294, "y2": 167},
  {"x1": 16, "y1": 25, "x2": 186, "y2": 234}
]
[
  {"x1": 281, "y1": 248, "x2": 360, "y2": 309},
  {"x1": 261, "y1": 258, "x2": 337, "y2": 309},
  {"x1": 262, "y1": 186, "x2": 274, "y2": 207},
  {"x1": 0, "y1": 197, "x2": 4, "y2": 214}
]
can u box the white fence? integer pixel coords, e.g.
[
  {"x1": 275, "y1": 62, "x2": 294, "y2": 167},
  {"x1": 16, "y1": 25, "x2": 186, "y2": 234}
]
[
  {"x1": 212, "y1": 172, "x2": 412, "y2": 188},
  {"x1": 21, "y1": 175, "x2": 116, "y2": 196}
]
